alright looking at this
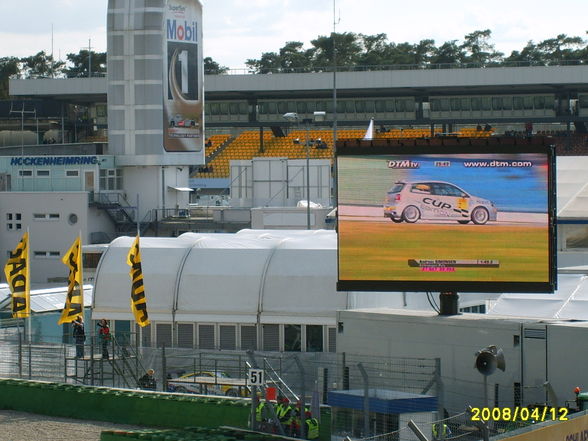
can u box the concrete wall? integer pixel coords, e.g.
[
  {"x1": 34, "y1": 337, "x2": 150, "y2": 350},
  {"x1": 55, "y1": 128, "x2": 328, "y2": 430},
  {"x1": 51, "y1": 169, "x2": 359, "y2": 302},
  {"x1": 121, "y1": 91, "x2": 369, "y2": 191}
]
[{"x1": 0, "y1": 192, "x2": 90, "y2": 283}]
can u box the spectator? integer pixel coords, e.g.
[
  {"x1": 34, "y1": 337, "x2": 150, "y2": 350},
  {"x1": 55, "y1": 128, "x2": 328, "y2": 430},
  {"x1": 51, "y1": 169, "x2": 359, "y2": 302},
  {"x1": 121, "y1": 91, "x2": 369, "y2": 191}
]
[
  {"x1": 72, "y1": 317, "x2": 85, "y2": 358},
  {"x1": 97, "y1": 319, "x2": 111, "y2": 359},
  {"x1": 138, "y1": 369, "x2": 157, "y2": 390}
]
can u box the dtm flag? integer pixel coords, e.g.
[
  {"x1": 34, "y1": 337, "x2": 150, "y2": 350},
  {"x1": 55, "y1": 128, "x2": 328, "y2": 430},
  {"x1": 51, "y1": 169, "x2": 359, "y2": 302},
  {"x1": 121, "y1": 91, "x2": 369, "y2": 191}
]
[
  {"x1": 58, "y1": 236, "x2": 83, "y2": 325},
  {"x1": 127, "y1": 235, "x2": 150, "y2": 327},
  {"x1": 3, "y1": 232, "x2": 30, "y2": 318}
]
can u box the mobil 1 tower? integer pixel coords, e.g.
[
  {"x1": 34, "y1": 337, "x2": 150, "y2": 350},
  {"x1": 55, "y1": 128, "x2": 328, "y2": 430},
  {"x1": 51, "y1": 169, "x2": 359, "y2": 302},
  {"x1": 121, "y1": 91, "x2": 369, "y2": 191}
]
[{"x1": 107, "y1": 0, "x2": 203, "y2": 219}]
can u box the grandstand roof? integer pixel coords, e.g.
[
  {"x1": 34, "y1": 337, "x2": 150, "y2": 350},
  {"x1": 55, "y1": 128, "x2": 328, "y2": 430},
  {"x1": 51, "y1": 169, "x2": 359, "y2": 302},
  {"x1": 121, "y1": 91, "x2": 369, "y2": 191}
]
[{"x1": 10, "y1": 65, "x2": 588, "y2": 102}]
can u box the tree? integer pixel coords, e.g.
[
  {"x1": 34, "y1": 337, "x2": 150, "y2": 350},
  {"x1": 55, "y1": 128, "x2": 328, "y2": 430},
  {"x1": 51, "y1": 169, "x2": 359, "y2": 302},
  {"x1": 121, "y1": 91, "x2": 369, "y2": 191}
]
[
  {"x1": 536, "y1": 34, "x2": 585, "y2": 64},
  {"x1": 504, "y1": 41, "x2": 544, "y2": 65},
  {"x1": 0, "y1": 57, "x2": 21, "y2": 99},
  {"x1": 460, "y1": 29, "x2": 503, "y2": 65},
  {"x1": 278, "y1": 41, "x2": 314, "y2": 73},
  {"x1": 311, "y1": 32, "x2": 362, "y2": 70},
  {"x1": 20, "y1": 51, "x2": 64, "y2": 78},
  {"x1": 246, "y1": 51, "x2": 281, "y2": 74},
  {"x1": 429, "y1": 40, "x2": 464, "y2": 65},
  {"x1": 65, "y1": 50, "x2": 106, "y2": 77},
  {"x1": 204, "y1": 57, "x2": 229, "y2": 74}
]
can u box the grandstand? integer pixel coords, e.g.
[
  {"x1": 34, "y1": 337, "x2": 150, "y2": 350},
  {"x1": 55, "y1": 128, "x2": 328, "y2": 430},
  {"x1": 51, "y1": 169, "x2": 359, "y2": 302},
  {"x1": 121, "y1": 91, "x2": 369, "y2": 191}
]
[{"x1": 192, "y1": 126, "x2": 492, "y2": 179}]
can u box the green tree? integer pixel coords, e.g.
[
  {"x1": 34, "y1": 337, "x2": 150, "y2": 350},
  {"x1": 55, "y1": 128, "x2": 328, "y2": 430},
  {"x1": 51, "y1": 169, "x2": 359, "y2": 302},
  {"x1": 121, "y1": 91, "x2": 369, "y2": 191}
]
[
  {"x1": 460, "y1": 29, "x2": 503, "y2": 65},
  {"x1": 536, "y1": 34, "x2": 585, "y2": 64},
  {"x1": 0, "y1": 57, "x2": 21, "y2": 99},
  {"x1": 204, "y1": 57, "x2": 229, "y2": 74},
  {"x1": 65, "y1": 50, "x2": 106, "y2": 77},
  {"x1": 429, "y1": 40, "x2": 464, "y2": 65},
  {"x1": 311, "y1": 32, "x2": 362, "y2": 69},
  {"x1": 20, "y1": 51, "x2": 64, "y2": 78},
  {"x1": 504, "y1": 41, "x2": 544, "y2": 65}
]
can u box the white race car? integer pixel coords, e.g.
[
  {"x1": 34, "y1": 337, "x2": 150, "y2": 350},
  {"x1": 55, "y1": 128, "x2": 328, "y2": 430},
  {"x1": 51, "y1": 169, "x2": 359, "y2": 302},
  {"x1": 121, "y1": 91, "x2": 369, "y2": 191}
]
[{"x1": 383, "y1": 181, "x2": 497, "y2": 225}]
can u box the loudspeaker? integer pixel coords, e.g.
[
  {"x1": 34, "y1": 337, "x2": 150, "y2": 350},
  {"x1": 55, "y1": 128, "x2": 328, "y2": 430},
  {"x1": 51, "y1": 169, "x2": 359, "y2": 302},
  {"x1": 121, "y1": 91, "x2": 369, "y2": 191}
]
[{"x1": 475, "y1": 345, "x2": 506, "y2": 376}]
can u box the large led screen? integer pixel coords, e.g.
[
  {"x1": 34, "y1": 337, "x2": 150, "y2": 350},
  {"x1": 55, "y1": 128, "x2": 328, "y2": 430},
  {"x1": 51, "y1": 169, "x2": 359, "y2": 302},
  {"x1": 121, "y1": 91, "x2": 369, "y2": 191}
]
[{"x1": 337, "y1": 144, "x2": 556, "y2": 293}]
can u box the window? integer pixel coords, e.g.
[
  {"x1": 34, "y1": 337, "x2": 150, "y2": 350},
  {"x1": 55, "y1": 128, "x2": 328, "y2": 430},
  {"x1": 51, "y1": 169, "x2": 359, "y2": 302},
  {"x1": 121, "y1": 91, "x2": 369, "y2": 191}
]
[
  {"x1": 364, "y1": 100, "x2": 375, "y2": 113},
  {"x1": 450, "y1": 98, "x2": 460, "y2": 111},
  {"x1": 460, "y1": 98, "x2": 470, "y2": 111},
  {"x1": 229, "y1": 102, "x2": 239, "y2": 115},
  {"x1": 33, "y1": 213, "x2": 60, "y2": 221},
  {"x1": 354, "y1": 100, "x2": 365, "y2": 113},
  {"x1": 238, "y1": 102, "x2": 248, "y2": 114},
  {"x1": 296, "y1": 101, "x2": 307, "y2": 114},
  {"x1": 33, "y1": 251, "x2": 60, "y2": 258},
  {"x1": 19, "y1": 170, "x2": 32, "y2": 177},
  {"x1": 262, "y1": 324, "x2": 279, "y2": 351},
  {"x1": 375, "y1": 100, "x2": 386, "y2": 113},
  {"x1": 96, "y1": 104, "x2": 107, "y2": 117},
  {"x1": 219, "y1": 325, "x2": 236, "y2": 350},
  {"x1": 83, "y1": 252, "x2": 103, "y2": 269},
  {"x1": 513, "y1": 97, "x2": 524, "y2": 110},
  {"x1": 345, "y1": 101, "x2": 354, "y2": 113},
  {"x1": 395, "y1": 99, "x2": 406, "y2": 112},
  {"x1": 492, "y1": 97, "x2": 502, "y2": 110},
  {"x1": 198, "y1": 324, "x2": 215, "y2": 349},
  {"x1": 523, "y1": 96, "x2": 534, "y2": 110},
  {"x1": 430, "y1": 99, "x2": 440, "y2": 112},
  {"x1": 219, "y1": 103, "x2": 229, "y2": 115},
  {"x1": 66, "y1": 170, "x2": 79, "y2": 177},
  {"x1": 534, "y1": 96, "x2": 546, "y2": 109},
  {"x1": 385, "y1": 100, "x2": 395, "y2": 112},
  {"x1": 241, "y1": 325, "x2": 257, "y2": 350},
  {"x1": 277, "y1": 102, "x2": 288, "y2": 114},
  {"x1": 306, "y1": 325, "x2": 323, "y2": 352},
  {"x1": 266, "y1": 102, "x2": 277, "y2": 114},
  {"x1": 284, "y1": 324, "x2": 301, "y2": 352},
  {"x1": 471, "y1": 97, "x2": 481, "y2": 110},
  {"x1": 210, "y1": 103, "x2": 220, "y2": 115},
  {"x1": 36, "y1": 170, "x2": 50, "y2": 177},
  {"x1": 439, "y1": 98, "x2": 450, "y2": 111},
  {"x1": 481, "y1": 97, "x2": 491, "y2": 110},
  {"x1": 6, "y1": 214, "x2": 12, "y2": 221},
  {"x1": 99, "y1": 169, "x2": 122, "y2": 190},
  {"x1": 156, "y1": 323, "x2": 172, "y2": 348},
  {"x1": 502, "y1": 96, "x2": 513, "y2": 110},
  {"x1": 336, "y1": 101, "x2": 345, "y2": 114},
  {"x1": 177, "y1": 323, "x2": 194, "y2": 348},
  {"x1": 328, "y1": 327, "x2": 336, "y2": 353},
  {"x1": 141, "y1": 324, "x2": 151, "y2": 347},
  {"x1": 579, "y1": 95, "x2": 588, "y2": 109}
]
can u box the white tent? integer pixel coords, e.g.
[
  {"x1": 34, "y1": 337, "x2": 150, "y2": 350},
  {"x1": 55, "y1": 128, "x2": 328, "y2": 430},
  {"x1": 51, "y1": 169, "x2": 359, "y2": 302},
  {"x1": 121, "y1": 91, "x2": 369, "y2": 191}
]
[
  {"x1": 488, "y1": 274, "x2": 588, "y2": 319},
  {"x1": 92, "y1": 229, "x2": 346, "y2": 325}
]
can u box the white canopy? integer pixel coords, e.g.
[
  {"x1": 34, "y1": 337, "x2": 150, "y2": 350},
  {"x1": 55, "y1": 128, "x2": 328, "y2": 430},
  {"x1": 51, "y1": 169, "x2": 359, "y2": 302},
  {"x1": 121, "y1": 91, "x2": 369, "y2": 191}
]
[
  {"x1": 488, "y1": 274, "x2": 588, "y2": 319},
  {"x1": 92, "y1": 230, "x2": 346, "y2": 324}
]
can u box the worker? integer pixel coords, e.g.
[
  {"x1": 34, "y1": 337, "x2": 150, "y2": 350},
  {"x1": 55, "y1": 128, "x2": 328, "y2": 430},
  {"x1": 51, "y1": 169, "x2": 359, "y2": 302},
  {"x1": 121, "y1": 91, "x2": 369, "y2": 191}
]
[
  {"x1": 255, "y1": 393, "x2": 270, "y2": 431},
  {"x1": 432, "y1": 422, "x2": 451, "y2": 440},
  {"x1": 304, "y1": 411, "x2": 320, "y2": 439},
  {"x1": 276, "y1": 397, "x2": 294, "y2": 433}
]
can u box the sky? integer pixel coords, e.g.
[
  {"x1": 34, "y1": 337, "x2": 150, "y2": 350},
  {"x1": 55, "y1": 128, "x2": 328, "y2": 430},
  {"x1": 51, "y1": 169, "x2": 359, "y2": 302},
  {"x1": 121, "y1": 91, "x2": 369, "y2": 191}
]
[{"x1": 0, "y1": 0, "x2": 587, "y2": 70}]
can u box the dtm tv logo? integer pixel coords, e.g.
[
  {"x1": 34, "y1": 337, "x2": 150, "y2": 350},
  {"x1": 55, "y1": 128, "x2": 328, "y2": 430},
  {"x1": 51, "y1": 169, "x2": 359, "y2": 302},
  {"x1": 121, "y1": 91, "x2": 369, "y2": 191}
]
[
  {"x1": 387, "y1": 160, "x2": 419, "y2": 169},
  {"x1": 167, "y1": 19, "x2": 197, "y2": 42}
]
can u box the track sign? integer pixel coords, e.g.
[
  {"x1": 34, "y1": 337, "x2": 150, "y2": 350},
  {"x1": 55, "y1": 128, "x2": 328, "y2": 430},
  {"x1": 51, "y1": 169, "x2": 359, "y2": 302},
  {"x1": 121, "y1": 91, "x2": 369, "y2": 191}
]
[{"x1": 248, "y1": 368, "x2": 265, "y2": 386}]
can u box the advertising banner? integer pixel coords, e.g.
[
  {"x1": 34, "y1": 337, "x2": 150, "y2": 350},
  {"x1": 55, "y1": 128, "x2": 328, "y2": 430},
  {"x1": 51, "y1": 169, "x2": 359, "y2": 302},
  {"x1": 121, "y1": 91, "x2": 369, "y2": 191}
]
[
  {"x1": 163, "y1": 0, "x2": 204, "y2": 152},
  {"x1": 337, "y1": 144, "x2": 556, "y2": 293}
]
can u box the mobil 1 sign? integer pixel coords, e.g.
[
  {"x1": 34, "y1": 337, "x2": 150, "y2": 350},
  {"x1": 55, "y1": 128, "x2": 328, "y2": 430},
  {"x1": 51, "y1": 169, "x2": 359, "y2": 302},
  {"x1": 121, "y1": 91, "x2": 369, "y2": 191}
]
[{"x1": 248, "y1": 368, "x2": 265, "y2": 386}]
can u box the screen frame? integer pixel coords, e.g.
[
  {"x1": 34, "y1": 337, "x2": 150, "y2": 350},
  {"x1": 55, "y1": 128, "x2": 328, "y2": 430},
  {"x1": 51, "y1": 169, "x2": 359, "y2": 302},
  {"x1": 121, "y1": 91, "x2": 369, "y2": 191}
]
[{"x1": 336, "y1": 139, "x2": 557, "y2": 293}]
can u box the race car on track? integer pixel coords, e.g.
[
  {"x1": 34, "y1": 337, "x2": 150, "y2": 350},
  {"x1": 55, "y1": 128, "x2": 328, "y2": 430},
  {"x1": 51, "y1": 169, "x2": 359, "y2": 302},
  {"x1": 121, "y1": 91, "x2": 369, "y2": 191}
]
[{"x1": 383, "y1": 181, "x2": 497, "y2": 225}]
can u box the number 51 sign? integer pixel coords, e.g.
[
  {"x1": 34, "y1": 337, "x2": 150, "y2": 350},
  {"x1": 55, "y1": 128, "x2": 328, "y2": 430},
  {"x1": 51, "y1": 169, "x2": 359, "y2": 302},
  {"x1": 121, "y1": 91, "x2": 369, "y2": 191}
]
[{"x1": 248, "y1": 368, "x2": 265, "y2": 386}]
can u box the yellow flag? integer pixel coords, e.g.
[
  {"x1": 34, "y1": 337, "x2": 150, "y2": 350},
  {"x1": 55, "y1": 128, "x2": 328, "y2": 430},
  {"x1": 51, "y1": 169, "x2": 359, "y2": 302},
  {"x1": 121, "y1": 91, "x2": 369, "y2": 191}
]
[
  {"x1": 127, "y1": 235, "x2": 150, "y2": 327},
  {"x1": 58, "y1": 236, "x2": 84, "y2": 325},
  {"x1": 4, "y1": 232, "x2": 30, "y2": 318}
]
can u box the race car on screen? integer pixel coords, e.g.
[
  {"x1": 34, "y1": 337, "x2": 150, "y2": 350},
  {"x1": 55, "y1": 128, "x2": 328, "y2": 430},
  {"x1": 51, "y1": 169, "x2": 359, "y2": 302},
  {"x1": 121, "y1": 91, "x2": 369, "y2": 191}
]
[{"x1": 383, "y1": 181, "x2": 497, "y2": 225}]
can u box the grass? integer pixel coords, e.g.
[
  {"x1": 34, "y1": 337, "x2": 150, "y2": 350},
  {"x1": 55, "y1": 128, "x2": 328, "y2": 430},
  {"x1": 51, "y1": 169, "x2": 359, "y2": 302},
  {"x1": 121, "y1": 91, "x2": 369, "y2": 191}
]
[{"x1": 339, "y1": 220, "x2": 549, "y2": 282}]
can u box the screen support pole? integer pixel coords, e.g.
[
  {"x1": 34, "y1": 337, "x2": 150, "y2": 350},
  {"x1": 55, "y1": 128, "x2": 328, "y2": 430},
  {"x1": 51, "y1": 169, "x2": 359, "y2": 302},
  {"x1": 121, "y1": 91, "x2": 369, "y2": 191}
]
[{"x1": 439, "y1": 291, "x2": 459, "y2": 316}]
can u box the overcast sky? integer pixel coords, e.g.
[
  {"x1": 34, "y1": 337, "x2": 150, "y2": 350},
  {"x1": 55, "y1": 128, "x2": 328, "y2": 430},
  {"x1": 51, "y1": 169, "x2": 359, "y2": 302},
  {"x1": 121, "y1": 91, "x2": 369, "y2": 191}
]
[{"x1": 1, "y1": 0, "x2": 587, "y2": 69}]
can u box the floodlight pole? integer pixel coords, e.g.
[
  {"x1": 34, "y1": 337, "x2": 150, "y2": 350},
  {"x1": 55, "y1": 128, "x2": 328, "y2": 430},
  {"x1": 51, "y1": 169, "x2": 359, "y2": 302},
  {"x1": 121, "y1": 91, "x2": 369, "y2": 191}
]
[
  {"x1": 439, "y1": 291, "x2": 459, "y2": 316},
  {"x1": 303, "y1": 118, "x2": 312, "y2": 230}
]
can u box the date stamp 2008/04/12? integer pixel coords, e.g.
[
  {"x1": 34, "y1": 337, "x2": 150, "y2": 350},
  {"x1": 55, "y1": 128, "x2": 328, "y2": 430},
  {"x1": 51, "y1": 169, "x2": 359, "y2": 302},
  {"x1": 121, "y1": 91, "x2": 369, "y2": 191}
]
[{"x1": 470, "y1": 407, "x2": 569, "y2": 422}]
